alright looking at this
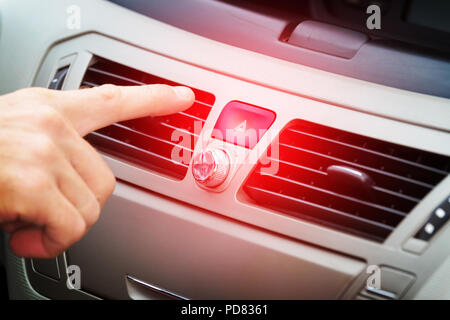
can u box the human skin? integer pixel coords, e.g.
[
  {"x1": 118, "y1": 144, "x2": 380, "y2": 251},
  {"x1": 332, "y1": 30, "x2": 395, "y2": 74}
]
[{"x1": 0, "y1": 84, "x2": 194, "y2": 258}]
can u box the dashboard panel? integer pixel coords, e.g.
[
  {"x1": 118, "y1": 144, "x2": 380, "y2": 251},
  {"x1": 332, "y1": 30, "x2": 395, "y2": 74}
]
[
  {"x1": 0, "y1": 0, "x2": 449, "y2": 300},
  {"x1": 108, "y1": 0, "x2": 450, "y2": 99}
]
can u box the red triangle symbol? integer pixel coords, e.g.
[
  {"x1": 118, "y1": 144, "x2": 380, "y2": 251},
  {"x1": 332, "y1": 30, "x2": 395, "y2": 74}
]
[{"x1": 234, "y1": 120, "x2": 247, "y2": 132}]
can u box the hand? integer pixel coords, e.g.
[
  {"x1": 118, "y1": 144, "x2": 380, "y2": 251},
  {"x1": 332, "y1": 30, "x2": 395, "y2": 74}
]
[{"x1": 0, "y1": 84, "x2": 194, "y2": 258}]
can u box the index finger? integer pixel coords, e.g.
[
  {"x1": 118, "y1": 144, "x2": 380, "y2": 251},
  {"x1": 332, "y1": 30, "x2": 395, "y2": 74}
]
[{"x1": 50, "y1": 84, "x2": 195, "y2": 136}]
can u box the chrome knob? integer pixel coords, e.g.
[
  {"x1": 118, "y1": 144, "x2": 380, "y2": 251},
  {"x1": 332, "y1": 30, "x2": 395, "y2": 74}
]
[{"x1": 192, "y1": 148, "x2": 230, "y2": 188}]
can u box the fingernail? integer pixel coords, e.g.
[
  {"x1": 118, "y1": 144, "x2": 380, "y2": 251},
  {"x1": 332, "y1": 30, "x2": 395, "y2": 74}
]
[{"x1": 173, "y1": 86, "x2": 194, "y2": 100}]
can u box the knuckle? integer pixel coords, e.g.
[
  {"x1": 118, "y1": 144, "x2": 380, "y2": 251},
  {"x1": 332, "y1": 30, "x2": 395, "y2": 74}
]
[
  {"x1": 103, "y1": 169, "x2": 116, "y2": 199},
  {"x1": 96, "y1": 169, "x2": 116, "y2": 206},
  {"x1": 31, "y1": 135, "x2": 58, "y2": 161},
  {"x1": 35, "y1": 105, "x2": 64, "y2": 129},
  {"x1": 68, "y1": 215, "x2": 87, "y2": 244},
  {"x1": 83, "y1": 196, "x2": 101, "y2": 227},
  {"x1": 49, "y1": 215, "x2": 86, "y2": 255},
  {"x1": 96, "y1": 84, "x2": 122, "y2": 103},
  {"x1": 86, "y1": 155, "x2": 116, "y2": 205}
]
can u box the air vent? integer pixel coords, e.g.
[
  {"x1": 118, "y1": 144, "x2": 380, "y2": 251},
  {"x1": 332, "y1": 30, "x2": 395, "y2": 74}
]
[
  {"x1": 81, "y1": 58, "x2": 215, "y2": 180},
  {"x1": 243, "y1": 120, "x2": 450, "y2": 242}
]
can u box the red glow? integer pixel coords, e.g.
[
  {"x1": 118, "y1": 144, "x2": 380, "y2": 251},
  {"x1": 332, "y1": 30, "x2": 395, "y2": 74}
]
[{"x1": 213, "y1": 101, "x2": 276, "y2": 148}]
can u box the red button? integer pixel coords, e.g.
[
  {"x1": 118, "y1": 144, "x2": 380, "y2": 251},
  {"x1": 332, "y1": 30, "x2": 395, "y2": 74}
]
[{"x1": 213, "y1": 101, "x2": 276, "y2": 148}]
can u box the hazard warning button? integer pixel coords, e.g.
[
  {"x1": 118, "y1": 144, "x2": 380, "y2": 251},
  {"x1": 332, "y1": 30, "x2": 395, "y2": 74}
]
[{"x1": 213, "y1": 101, "x2": 276, "y2": 149}]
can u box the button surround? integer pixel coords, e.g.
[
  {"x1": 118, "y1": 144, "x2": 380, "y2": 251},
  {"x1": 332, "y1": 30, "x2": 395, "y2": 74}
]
[{"x1": 213, "y1": 101, "x2": 276, "y2": 149}]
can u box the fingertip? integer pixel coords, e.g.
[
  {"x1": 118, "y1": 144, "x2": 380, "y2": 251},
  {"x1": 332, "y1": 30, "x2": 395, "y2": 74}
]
[
  {"x1": 171, "y1": 86, "x2": 195, "y2": 113},
  {"x1": 172, "y1": 86, "x2": 195, "y2": 103}
]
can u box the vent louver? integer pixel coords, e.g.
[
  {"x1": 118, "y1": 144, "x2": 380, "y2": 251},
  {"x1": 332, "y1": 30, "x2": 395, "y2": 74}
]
[
  {"x1": 81, "y1": 58, "x2": 215, "y2": 180},
  {"x1": 244, "y1": 120, "x2": 450, "y2": 242}
]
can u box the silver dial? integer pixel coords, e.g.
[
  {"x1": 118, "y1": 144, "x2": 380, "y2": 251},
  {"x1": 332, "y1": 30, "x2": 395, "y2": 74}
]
[{"x1": 192, "y1": 148, "x2": 230, "y2": 188}]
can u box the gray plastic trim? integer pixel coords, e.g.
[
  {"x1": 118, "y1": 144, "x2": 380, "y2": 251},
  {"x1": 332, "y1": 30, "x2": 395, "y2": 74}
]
[
  {"x1": 66, "y1": 181, "x2": 365, "y2": 299},
  {"x1": 0, "y1": 0, "x2": 449, "y2": 299},
  {"x1": 109, "y1": 0, "x2": 450, "y2": 98},
  {"x1": 287, "y1": 20, "x2": 368, "y2": 59},
  {"x1": 2, "y1": 234, "x2": 47, "y2": 300},
  {"x1": 126, "y1": 275, "x2": 188, "y2": 300}
]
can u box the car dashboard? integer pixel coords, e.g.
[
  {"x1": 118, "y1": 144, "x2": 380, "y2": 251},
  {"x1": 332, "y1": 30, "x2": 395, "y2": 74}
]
[{"x1": 0, "y1": 0, "x2": 449, "y2": 300}]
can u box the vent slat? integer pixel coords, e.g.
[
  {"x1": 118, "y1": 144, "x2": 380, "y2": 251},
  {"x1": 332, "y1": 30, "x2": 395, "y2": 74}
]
[
  {"x1": 372, "y1": 186, "x2": 420, "y2": 204},
  {"x1": 120, "y1": 118, "x2": 201, "y2": 140},
  {"x1": 280, "y1": 143, "x2": 434, "y2": 194},
  {"x1": 287, "y1": 120, "x2": 450, "y2": 172},
  {"x1": 178, "y1": 111, "x2": 207, "y2": 123},
  {"x1": 86, "y1": 132, "x2": 188, "y2": 179},
  {"x1": 110, "y1": 123, "x2": 194, "y2": 153},
  {"x1": 245, "y1": 185, "x2": 393, "y2": 242},
  {"x1": 265, "y1": 156, "x2": 419, "y2": 213},
  {"x1": 80, "y1": 81, "x2": 99, "y2": 88},
  {"x1": 86, "y1": 67, "x2": 145, "y2": 86},
  {"x1": 244, "y1": 120, "x2": 450, "y2": 242},
  {"x1": 82, "y1": 57, "x2": 215, "y2": 180},
  {"x1": 284, "y1": 128, "x2": 447, "y2": 183},
  {"x1": 88, "y1": 132, "x2": 189, "y2": 168},
  {"x1": 158, "y1": 121, "x2": 200, "y2": 138},
  {"x1": 267, "y1": 156, "x2": 420, "y2": 205},
  {"x1": 256, "y1": 171, "x2": 408, "y2": 219}
]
